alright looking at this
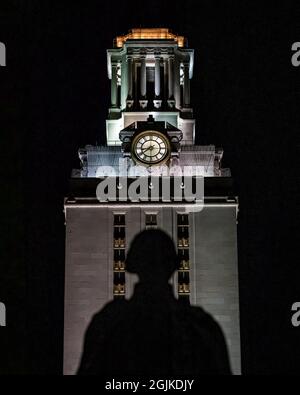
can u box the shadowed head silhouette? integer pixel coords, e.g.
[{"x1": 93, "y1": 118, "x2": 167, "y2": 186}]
[
  {"x1": 126, "y1": 229, "x2": 179, "y2": 285},
  {"x1": 77, "y1": 229, "x2": 232, "y2": 376}
]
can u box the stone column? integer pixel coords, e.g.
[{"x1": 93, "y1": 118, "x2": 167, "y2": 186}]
[
  {"x1": 155, "y1": 56, "x2": 161, "y2": 98},
  {"x1": 139, "y1": 55, "x2": 148, "y2": 109},
  {"x1": 174, "y1": 58, "x2": 181, "y2": 109},
  {"x1": 183, "y1": 62, "x2": 191, "y2": 108},
  {"x1": 140, "y1": 56, "x2": 147, "y2": 98},
  {"x1": 167, "y1": 56, "x2": 176, "y2": 109},
  {"x1": 111, "y1": 62, "x2": 118, "y2": 108},
  {"x1": 168, "y1": 56, "x2": 174, "y2": 99},
  {"x1": 126, "y1": 56, "x2": 134, "y2": 109},
  {"x1": 163, "y1": 58, "x2": 168, "y2": 102},
  {"x1": 154, "y1": 55, "x2": 162, "y2": 109},
  {"x1": 127, "y1": 57, "x2": 133, "y2": 98}
]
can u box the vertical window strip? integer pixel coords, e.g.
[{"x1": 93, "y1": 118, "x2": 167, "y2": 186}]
[
  {"x1": 113, "y1": 214, "x2": 126, "y2": 299},
  {"x1": 177, "y1": 214, "x2": 190, "y2": 301}
]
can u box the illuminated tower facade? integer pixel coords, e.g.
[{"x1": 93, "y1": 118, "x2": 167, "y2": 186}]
[
  {"x1": 106, "y1": 28, "x2": 194, "y2": 146},
  {"x1": 64, "y1": 29, "x2": 241, "y2": 375}
]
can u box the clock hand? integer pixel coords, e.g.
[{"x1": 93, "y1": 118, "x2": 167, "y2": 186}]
[
  {"x1": 142, "y1": 145, "x2": 155, "y2": 154},
  {"x1": 143, "y1": 149, "x2": 152, "y2": 156}
]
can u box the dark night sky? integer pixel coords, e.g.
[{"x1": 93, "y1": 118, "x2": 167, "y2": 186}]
[{"x1": 0, "y1": 0, "x2": 299, "y2": 374}]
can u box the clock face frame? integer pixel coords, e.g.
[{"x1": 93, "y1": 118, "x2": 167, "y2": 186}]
[{"x1": 132, "y1": 131, "x2": 171, "y2": 166}]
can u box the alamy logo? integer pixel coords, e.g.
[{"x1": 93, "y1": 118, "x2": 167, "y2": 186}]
[
  {"x1": 0, "y1": 42, "x2": 6, "y2": 67},
  {"x1": 291, "y1": 42, "x2": 300, "y2": 67},
  {"x1": 95, "y1": 160, "x2": 205, "y2": 214},
  {"x1": 0, "y1": 302, "x2": 6, "y2": 327}
]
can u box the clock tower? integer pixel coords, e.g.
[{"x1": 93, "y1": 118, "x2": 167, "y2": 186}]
[{"x1": 64, "y1": 29, "x2": 241, "y2": 375}]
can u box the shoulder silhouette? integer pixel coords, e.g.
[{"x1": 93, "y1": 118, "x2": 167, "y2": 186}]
[{"x1": 77, "y1": 229, "x2": 232, "y2": 375}]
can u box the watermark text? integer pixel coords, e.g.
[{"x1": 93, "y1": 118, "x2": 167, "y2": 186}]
[
  {"x1": 105, "y1": 379, "x2": 194, "y2": 392},
  {"x1": 0, "y1": 302, "x2": 6, "y2": 327},
  {"x1": 291, "y1": 302, "x2": 300, "y2": 327},
  {"x1": 95, "y1": 161, "x2": 205, "y2": 214},
  {"x1": 0, "y1": 42, "x2": 6, "y2": 67},
  {"x1": 291, "y1": 42, "x2": 300, "y2": 67}
]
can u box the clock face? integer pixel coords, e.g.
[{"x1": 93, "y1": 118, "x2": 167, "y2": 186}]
[{"x1": 132, "y1": 131, "x2": 171, "y2": 166}]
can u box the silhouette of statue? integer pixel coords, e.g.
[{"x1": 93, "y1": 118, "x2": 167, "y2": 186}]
[{"x1": 77, "y1": 229, "x2": 232, "y2": 375}]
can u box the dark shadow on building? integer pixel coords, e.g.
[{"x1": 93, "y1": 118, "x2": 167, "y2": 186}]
[{"x1": 77, "y1": 229, "x2": 232, "y2": 375}]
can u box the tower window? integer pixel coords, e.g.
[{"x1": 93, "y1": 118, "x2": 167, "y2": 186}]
[
  {"x1": 114, "y1": 249, "x2": 125, "y2": 262},
  {"x1": 147, "y1": 67, "x2": 155, "y2": 83},
  {"x1": 114, "y1": 249, "x2": 126, "y2": 271},
  {"x1": 145, "y1": 213, "x2": 158, "y2": 229},
  {"x1": 178, "y1": 249, "x2": 189, "y2": 261},
  {"x1": 114, "y1": 227, "x2": 126, "y2": 248},
  {"x1": 114, "y1": 272, "x2": 126, "y2": 296},
  {"x1": 178, "y1": 214, "x2": 189, "y2": 226},
  {"x1": 114, "y1": 214, "x2": 126, "y2": 226},
  {"x1": 178, "y1": 271, "x2": 190, "y2": 293},
  {"x1": 178, "y1": 227, "x2": 189, "y2": 248}
]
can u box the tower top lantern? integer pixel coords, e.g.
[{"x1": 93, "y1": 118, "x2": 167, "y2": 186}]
[{"x1": 114, "y1": 28, "x2": 186, "y2": 48}]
